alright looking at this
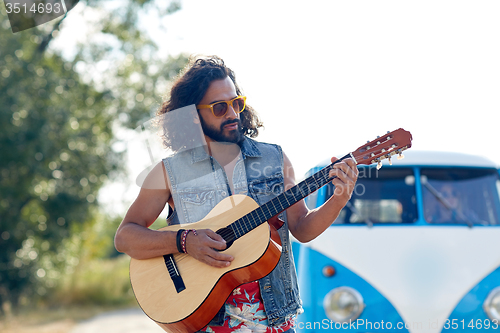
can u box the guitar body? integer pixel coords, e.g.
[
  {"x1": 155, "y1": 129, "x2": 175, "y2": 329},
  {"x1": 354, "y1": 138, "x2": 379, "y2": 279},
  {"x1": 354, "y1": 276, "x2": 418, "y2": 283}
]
[{"x1": 129, "y1": 194, "x2": 283, "y2": 333}]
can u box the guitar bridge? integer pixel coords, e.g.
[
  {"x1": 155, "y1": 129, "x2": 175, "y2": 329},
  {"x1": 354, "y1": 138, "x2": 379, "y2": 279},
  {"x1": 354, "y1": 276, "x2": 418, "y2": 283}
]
[{"x1": 163, "y1": 254, "x2": 186, "y2": 293}]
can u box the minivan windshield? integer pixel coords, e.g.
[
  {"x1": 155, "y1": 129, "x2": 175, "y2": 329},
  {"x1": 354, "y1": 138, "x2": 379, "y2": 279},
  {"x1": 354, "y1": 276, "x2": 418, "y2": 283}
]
[{"x1": 421, "y1": 168, "x2": 500, "y2": 226}]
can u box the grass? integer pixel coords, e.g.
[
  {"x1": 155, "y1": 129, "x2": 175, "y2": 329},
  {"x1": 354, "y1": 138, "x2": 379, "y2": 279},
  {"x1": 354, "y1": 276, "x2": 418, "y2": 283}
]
[
  {"x1": 53, "y1": 254, "x2": 136, "y2": 306},
  {"x1": 0, "y1": 214, "x2": 172, "y2": 332},
  {"x1": 0, "y1": 254, "x2": 139, "y2": 333}
]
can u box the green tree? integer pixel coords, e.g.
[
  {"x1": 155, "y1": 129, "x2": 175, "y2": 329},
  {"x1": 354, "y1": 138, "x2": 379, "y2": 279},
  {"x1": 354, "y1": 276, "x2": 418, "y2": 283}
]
[{"x1": 0, "y1": 0, "x2": 187, "y2": 311}]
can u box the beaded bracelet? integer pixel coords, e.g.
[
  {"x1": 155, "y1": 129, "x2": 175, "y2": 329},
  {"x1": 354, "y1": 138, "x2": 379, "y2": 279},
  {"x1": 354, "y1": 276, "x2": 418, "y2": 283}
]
[{"x1": 181, "y1": 229, "x2": 198, "y2": 254}]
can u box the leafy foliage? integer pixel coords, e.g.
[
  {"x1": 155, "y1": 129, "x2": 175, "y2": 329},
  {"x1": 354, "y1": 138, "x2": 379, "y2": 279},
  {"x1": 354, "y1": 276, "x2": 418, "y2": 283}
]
[{"x1": 0, "y1": 0, "x2": 188, "y2": 311}]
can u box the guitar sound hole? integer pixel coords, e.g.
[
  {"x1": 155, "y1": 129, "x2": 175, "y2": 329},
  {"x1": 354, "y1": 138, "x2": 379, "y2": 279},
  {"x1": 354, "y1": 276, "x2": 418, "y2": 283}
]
[{"x1": 216, "y1": 227, "x2": 236, "y2": 251}]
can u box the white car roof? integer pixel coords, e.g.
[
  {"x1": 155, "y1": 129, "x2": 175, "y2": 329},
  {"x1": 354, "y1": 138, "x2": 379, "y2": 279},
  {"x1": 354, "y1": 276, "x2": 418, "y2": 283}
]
[{"x1": 314, "y1": 151, "x2": 499, "y2": 169}]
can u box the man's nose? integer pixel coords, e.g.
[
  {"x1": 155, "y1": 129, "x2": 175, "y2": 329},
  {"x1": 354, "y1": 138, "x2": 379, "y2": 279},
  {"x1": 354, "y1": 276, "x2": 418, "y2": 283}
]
[{"x1": 225, "y1": 103, "x2": 238, "y2": 119}]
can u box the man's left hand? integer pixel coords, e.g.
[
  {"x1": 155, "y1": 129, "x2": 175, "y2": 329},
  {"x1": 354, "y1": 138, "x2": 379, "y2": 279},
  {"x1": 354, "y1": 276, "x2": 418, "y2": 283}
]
[{"x1": 328, "y1": 157, "x2": 359, "y2": 204}]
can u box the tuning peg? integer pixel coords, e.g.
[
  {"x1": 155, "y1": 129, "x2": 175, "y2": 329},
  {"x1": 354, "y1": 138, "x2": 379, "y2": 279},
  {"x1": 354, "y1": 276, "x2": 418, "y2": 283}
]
[
  {"x1": 376, "y1": 158, "x2": 383, "y2": 170},
  {"x1": 397, "y1": 152, "x2": 404, "y2": 160}
]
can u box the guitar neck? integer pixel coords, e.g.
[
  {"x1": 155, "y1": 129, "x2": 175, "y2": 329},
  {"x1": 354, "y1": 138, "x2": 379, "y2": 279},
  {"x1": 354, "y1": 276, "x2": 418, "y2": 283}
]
[{"x1": 229, "y1": 153, "x2": 352, "y2": 239}]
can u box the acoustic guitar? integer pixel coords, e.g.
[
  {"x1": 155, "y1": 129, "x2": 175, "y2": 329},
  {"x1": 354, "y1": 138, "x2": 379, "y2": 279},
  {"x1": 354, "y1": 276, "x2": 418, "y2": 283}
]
[{"x1": 129, "y1": 128, "x2": 413, "y2": 333}]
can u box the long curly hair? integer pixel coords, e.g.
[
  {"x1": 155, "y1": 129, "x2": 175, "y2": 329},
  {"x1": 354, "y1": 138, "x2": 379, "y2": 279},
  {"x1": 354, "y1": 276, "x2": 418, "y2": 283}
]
[{"x1": 157, "y1": 56, "x2": 263, "y2": 151}]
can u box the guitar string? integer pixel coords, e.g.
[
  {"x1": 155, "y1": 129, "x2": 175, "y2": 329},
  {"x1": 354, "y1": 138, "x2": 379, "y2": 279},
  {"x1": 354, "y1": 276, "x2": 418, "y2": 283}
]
[
  {"x1": 222, "y1": 139, "x2": 402, "y2": 239},
  {"x1": 231, "y1": 136, "x2": 408, "y2": 237},
  {"x1": 233, "y1": 167, "x2": 327, "y2": 238},
  {"x1": 229, "y1": 154, "x2": 350, "y2": 240},
  {"x1": 233, "y1": 148, "x2": 373, "y2": 238}
]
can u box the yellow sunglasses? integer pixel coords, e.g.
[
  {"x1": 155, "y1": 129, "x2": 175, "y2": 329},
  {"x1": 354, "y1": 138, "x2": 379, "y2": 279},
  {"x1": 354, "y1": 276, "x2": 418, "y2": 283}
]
[{"x1": 196, "y1": 96, "x2": 247, "y2": 118}]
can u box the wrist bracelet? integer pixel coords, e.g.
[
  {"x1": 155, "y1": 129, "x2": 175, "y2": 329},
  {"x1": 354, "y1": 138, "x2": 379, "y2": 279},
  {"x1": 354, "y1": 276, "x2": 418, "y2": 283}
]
[
  {"x1": 181, "y1": 229, "x2": 198, "y2": 254},
  {"x1": 176, "y1": 229, "x2": 186, "y2": 253}
]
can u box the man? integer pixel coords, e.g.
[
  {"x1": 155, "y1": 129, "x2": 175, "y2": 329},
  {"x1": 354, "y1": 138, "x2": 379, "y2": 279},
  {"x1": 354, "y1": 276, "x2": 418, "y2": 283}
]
[{"x1": 114, "y1": 56, "x2": 358, "y2": 332}]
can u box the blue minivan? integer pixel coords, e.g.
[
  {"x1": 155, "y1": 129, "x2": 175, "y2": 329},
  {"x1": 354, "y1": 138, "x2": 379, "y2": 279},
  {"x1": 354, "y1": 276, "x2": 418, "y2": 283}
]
[{"x1": 293, "y1": 151, "x2": 500, "y2": 332}]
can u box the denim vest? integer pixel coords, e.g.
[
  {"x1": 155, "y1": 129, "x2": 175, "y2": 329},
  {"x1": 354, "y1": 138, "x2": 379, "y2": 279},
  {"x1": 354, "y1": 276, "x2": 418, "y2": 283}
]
[{"x1": 162, "y1": 137, "x2": 302, "y2": 327}]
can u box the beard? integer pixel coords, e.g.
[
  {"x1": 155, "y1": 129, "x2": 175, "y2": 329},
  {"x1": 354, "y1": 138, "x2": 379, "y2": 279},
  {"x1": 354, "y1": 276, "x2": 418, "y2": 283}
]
[{"x1": 199, "y1": 116, "x2": 243, "y2": 144}]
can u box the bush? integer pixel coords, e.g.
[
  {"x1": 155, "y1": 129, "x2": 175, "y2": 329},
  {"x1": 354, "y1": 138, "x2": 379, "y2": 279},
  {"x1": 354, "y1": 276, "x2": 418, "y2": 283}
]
[{"x1": 53, "y1": 254, "x2": 135, "y2": 306}]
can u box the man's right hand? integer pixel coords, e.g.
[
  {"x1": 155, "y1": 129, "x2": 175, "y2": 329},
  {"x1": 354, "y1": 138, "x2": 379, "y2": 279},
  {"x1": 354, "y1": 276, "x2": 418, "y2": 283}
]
[{"x1": 184, "y1": 229, "x2": 234, "y2": 268}]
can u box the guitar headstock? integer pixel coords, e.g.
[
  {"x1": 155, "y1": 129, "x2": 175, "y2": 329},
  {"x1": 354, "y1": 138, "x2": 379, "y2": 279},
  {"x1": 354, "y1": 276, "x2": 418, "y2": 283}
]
[{"x1": 351, "y1": 128, "x2": 413, "y2": 169}]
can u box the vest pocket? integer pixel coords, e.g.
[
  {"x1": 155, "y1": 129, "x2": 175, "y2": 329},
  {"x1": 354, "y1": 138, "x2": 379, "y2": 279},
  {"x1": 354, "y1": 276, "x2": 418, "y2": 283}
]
[
  {"x1": 248, "y1": 174, "x2": 284, "y2": 206},
  {"x1": 178, "y1": 189, "x2": 216, "y2": 223}
]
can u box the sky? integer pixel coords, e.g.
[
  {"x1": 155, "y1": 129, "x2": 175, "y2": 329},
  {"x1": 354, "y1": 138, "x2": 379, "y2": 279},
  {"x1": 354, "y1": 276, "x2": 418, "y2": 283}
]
[
  {"x1": 53, "y1": 0, "x2": 500, "y2": 214},
  {"x1": 147, "y1": 0, "x2": 500, "y2": 174}
]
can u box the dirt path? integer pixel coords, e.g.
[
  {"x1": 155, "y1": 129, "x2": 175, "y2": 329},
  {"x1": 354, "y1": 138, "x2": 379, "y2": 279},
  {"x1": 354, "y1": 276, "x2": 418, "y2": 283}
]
[{"x1": 70, "y1": 308, "x2": 164, "y2": 333}]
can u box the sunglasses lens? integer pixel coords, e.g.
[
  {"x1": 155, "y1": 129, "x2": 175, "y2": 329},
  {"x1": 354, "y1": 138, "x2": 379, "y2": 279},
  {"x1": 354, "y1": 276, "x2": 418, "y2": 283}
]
[
  {"x1": 232, "y1": 97, "x2": 245, "y2": 113},
  {"x1": 212, "y1": 102, "x2": 228, "y2": 117}
]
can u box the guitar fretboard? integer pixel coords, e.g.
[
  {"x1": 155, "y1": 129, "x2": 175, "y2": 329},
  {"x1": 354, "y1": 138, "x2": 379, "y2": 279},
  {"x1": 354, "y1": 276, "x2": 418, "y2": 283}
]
[{"x1": 229, "y1": 153, "x2": 352, "y2": 240}]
